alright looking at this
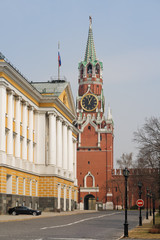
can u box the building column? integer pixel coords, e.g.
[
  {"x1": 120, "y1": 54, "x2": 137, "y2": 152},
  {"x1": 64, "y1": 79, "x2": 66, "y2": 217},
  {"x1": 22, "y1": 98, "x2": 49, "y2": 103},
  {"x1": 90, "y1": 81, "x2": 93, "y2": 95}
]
[
  {"x1": 7, "y1": 90, "x2": 14, "y2": 155},
  {"x1": 56, "y1": 116, "x2": 63, "y2": 168},
  {"x1": 68, "y1": 126, "x2": 73, "y2": 172},
  {"x1": 58, "y1": 183, "x2": 61, "y2": 209},
  {"x1": 15, "y1": 96, "x2": 21, "y2": 158},
  {"x1": 62, "y1": 121, "x2": 68, "y2": 170},
  {"x1": 28, "y1": 106, "x2": 33, "y2": 162},
  {"x1": 69, "y1": 187, "x2": 72, "y2": 211},
  {"x1": 63, "y1": 185, "x2": 66, "y2": 211},
  {"x1": 0, "y1": 82, "x2": 6, "y2": 152},
  {"x1": 98, "y1": 132, "x2": 100, "y2": 147},
  {"x1": 48, "y1": 112, "x2": 57, "y2": 165},
  {"x1": 73, "y1": 139, "x2": 77, "y2": 184},
  {"x1": 78, "y1": 132, "x2": 81, "y2": 147},
  {"x1": 22, "y1": 102, "x2": 27, "y2": 160}
]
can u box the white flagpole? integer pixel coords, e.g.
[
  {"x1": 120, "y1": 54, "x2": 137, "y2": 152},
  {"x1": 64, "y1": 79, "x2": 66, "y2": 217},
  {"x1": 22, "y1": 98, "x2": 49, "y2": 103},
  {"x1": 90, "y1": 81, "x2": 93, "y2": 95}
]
[{"x1": 58, "y1": 41, "x2": 60, "y2": 80}]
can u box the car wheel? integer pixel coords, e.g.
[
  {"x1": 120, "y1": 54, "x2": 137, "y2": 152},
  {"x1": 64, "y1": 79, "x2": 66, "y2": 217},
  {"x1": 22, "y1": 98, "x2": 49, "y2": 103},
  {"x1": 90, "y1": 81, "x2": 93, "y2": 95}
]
[
  {"x1": 33, "y1": 212, "x2": 37, "y2": 216},
  {"x1": 12, "y1": 211, "x2": 16, "y2": 216}
]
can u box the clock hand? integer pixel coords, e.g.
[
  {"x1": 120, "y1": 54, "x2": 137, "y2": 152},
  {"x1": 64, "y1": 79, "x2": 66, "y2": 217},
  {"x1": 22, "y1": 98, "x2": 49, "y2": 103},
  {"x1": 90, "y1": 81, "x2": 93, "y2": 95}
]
[{"x1": 88, "y1": 96, "x2": 93, "y2": 105}]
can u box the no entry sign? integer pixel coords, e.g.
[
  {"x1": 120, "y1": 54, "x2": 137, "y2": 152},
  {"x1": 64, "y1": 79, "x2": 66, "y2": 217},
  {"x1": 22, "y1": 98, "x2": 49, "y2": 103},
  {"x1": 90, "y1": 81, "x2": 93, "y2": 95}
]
[{"x1": 136, "y1": 199, "x2": 144, "y2": 207}]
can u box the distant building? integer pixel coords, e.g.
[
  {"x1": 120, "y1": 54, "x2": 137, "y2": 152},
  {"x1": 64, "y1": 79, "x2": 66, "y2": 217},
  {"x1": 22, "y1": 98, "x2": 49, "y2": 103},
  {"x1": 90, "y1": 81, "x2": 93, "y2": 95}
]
[
  {"x1": 76, "y1": 18, "x2": 114, "y2": 210},
  {"x1": 0, "y1": 53, "x2": 78, "y2": 214}
]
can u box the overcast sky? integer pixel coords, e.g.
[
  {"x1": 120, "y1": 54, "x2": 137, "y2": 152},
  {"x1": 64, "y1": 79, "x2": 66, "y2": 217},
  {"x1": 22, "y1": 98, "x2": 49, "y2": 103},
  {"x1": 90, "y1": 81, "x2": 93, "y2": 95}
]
[{"x1": 1, "y1": 0, "x2": 160, "y2": 168}]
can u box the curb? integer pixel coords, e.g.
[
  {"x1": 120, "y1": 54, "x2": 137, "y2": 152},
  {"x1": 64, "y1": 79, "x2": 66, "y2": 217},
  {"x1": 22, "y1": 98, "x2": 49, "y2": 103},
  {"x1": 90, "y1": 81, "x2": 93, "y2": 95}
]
[{"x1": 0, "y1": 210, "x2": 98, "y2": 222}]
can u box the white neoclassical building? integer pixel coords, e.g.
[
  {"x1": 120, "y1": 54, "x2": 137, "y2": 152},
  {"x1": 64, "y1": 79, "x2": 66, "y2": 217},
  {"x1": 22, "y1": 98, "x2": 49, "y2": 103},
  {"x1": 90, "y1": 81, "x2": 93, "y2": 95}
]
[{"x1": 0, "y1": 53, "x2": 78, "y2": 214}]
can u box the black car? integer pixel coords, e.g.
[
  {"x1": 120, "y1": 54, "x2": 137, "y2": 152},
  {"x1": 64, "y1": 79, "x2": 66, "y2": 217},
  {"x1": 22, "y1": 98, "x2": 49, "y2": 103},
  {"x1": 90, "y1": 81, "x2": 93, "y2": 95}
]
[{"x1": 8, "y1": 206, "x2": 41, "y2": 216}]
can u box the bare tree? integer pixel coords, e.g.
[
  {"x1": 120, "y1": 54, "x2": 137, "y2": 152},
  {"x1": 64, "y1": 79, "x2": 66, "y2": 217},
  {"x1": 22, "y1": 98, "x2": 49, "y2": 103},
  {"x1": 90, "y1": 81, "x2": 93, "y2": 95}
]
[
  {"x1": 133, "y1": 117, "x2": 160, "y2": 168},
  {"x1": 117, "y1": 152, "x2": 134, "y2": 169},
  {"x1": 134, "y1": 117, "x2": 160, "y2": 213}
]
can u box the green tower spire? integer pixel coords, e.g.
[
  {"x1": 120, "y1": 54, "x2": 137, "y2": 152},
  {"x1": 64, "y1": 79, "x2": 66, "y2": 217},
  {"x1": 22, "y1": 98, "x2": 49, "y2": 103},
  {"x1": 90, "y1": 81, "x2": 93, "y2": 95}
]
[
  {"x1": 84, "y1": 16, "x2": 97, "y2": 63},
  {"x1": 78, "y1": 17, "x2": 103, "y2": 69}
]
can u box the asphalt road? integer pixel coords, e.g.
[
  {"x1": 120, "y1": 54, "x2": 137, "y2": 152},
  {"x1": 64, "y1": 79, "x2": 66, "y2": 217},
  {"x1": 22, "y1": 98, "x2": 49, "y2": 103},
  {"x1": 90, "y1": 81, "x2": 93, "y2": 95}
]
[{"x1": 0, "y1": 210, "x2": 140, "y2": 240}]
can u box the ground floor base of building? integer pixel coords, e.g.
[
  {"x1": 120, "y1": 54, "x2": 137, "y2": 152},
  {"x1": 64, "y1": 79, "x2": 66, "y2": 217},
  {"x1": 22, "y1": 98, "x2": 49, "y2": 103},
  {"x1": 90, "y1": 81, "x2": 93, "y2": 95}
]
[{"x1": 0, "y1": 193, "x2": 77, "y2": 214}]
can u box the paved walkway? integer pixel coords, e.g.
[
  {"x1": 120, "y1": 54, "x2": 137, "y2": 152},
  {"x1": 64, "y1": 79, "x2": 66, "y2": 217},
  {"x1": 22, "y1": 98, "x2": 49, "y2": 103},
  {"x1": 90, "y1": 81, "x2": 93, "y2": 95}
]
[{"x1": 0, "y1": 210, "x2": 97, "y2": 222}]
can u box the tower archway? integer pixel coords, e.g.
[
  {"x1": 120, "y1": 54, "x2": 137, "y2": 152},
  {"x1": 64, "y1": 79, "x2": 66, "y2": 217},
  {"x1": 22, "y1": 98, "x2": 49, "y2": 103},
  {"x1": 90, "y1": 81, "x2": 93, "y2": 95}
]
[{"x1": 84, "y1": 194, "x2": 96, "y2": 210}]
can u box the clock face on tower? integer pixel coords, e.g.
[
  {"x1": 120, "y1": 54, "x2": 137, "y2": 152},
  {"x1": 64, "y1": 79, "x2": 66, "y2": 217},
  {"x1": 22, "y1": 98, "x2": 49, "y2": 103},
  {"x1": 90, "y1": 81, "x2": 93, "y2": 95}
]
[{"x1": 81, "y1": 93, "x2": 98, "y2": 112}]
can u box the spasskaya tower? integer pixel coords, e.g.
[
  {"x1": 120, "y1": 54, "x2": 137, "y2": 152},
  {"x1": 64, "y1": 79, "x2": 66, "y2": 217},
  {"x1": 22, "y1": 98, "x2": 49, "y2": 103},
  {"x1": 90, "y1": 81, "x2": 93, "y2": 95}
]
[{"x1": 76, "y1": 17, "x2": 114, "y2": 210}]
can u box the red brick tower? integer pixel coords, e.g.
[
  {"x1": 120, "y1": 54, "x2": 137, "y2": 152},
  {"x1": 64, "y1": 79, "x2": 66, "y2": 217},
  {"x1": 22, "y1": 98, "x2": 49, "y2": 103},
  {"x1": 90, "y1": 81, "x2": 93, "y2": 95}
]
[{"x1": 76, "y1": 17, "x2": 114, "y2": 210}]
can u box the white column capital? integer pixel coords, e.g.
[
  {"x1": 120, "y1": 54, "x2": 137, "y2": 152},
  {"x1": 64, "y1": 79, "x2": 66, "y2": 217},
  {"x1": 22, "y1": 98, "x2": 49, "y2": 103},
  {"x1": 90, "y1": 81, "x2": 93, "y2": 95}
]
[
  {"x1": 57, "y1": 116, "x2": 63, "y2": 122},
  {"x1": 48, "y1": 111, "x2": 57, "y2": 117},
  {"x1": 15, "y1": 95, "x2": 22, "y2": 101},
  {"x1": 28, "y1": 106, "x2": 34, "y2": 111},
  {"x1": 62, "y1": 121, "x2": 68, "y2": 127},
  {"x1": 68, "y1": 125, "x2": 73, "y2": 131},
  {"x1": 7, "y1": 89, "x2": 14, "y2": 96}
]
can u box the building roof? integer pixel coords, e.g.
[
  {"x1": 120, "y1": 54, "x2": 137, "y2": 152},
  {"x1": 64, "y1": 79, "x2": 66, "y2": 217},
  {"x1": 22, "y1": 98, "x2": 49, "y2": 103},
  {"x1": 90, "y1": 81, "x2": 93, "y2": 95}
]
[{"x1": 31, "y1": 80, "x2": 68, "y2": 97}]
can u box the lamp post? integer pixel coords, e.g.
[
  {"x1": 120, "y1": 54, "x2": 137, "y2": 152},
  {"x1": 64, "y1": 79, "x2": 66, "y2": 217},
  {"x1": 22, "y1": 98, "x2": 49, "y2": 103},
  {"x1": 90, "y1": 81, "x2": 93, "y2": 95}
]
[
  {"x1": 150, "y1": 190, "x2": 152, "y2": 216},
  {"x1": 152, "y1": 193, "x2": 155, "y2": 226},
  {"x1": 146, "y1": 187, "x2": 149, "y2": 220},
  {"x1": 159, "y1": 156, "x2": 160, "y2": 215},
  {"x1": 138, "y1": 181, "x2": 142, "y2": 226},
  {"x1": 123, "y1": 167, "x2": 130, "y2": 238}
]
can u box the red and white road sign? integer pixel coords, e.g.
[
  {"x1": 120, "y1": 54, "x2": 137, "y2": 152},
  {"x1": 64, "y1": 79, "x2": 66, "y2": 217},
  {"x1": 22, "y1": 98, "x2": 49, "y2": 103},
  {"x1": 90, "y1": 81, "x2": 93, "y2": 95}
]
[{"x1": 136, "y1": 199, "x2": 144, "y2": 207}]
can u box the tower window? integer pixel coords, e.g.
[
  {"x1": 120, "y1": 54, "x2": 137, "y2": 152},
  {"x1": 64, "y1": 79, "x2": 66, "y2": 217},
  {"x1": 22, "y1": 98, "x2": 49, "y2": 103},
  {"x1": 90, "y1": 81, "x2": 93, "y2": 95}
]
[
  {"x1": 87, "y1": 64, "x2": 92, "y2": 74},
  {"x1": 80, "y1": 66, "x2": 83, "y2": 76},
  {"x1": 88, "y1": 161, "x2": 90, "y2": 164},
  {"x1": 88, "y1": 126, "x2": 91, "y2": 130},
  {"x1": 95, "y1": 64, "x2": 100, "y2": 74}
]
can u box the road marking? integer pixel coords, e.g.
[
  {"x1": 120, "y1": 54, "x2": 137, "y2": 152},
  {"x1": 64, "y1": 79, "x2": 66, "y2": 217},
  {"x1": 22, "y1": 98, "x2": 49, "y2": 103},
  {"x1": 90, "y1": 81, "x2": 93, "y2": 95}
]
[
  {"x1": 41, "y1": 212, "x2": 122, "y2": 230},
  {"x1": 49, "y1": 238, "x2": 98, "y2": 240}
]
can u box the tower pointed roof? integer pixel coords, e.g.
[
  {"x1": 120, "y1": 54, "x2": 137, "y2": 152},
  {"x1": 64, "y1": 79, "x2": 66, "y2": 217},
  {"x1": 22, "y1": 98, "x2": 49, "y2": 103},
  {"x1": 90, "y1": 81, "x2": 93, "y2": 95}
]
[
  {"x1": 84, "y1": 16, "x2": 97, "y2": 63},
  {"x1": 78, "y1": 17, "x2": 103, "y2": 69}
]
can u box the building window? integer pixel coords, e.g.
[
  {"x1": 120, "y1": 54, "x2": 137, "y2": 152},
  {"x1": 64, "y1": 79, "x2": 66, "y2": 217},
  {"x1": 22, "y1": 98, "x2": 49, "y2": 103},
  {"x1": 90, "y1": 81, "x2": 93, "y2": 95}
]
[
  {"x1": 16, "y1": 176, "x2": 19, "y2": 194},
  {"x1": 95, "y1": 64, "x2": 100, "y2": 74},
  {"x1": 35, "y1": 180, "x2": 38, "y2": 196},
  {"x1": 6, "y1": 174, "x2": 12, "y2": 194},
  {"x1": 88, "y1": 126, "x2": 91, "y2": 130},
  {"x1": 88, "y1": 161, "x2": 90, "y2": 164},
  {"x1": 23, "y1": 178, "x2": 26, "y2": 195},
  {"x1": 35, "y1": 202, "x2": 38, "y2": 210},
  {"x1": 29, "y1": 180, "x2": 32, "y2": 196},
  {"x1": 87, "y1": 64, "x2": 92, "y2": 74}
]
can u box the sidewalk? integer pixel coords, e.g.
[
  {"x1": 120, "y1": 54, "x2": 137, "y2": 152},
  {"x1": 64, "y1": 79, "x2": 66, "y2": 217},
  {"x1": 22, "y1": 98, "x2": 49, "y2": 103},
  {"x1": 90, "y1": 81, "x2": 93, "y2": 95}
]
[
  {"x1": 0, "y1": 210, "x2": 97, "y2": 222},
  {"x1": 125, "y1": 213, "x2": 160, "y2": 239}
]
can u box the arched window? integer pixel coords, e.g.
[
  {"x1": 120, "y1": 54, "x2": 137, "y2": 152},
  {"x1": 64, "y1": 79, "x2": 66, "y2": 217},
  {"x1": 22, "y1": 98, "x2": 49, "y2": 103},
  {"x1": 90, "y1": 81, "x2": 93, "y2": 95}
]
[
  {"x1": 80, "y1": 65, "x2": 83, "y2": 77},
  {"x1": 95, "y1": 64, "x2": 100, "y2": 74},
  {"x1": 87, "y1": 64, "x2": 92, "y2": 74}
]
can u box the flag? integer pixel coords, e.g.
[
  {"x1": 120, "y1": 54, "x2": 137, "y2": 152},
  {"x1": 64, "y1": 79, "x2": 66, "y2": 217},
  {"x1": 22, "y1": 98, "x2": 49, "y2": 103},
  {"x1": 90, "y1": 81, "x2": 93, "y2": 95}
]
[{"x1": 58, "y1": 51, "x2": 61, "y2": 67}]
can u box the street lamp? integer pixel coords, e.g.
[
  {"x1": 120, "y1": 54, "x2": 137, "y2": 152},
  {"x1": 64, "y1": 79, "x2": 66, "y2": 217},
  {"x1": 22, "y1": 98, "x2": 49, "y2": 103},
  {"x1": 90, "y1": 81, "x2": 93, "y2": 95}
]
[
  {"x1": 146, "y1": 187, "x2": 149, "y2": 220},
  {"x1": 152, "y1": 193, "x2": 155, "y2": 225},
  {"x1": 138, "y1": 181, "x2": 142, "y2": 226},
  {"x1": 123, "y1": 167, "x2": 130, "y2": 238},
  {"x1": 150, "y1": 190, "x2": 152, "y2": 216}
]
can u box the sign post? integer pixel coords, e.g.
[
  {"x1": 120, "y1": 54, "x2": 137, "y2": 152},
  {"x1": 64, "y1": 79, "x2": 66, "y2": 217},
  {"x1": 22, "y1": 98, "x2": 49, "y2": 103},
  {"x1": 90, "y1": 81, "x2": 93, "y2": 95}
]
[{"x1": 136, "y1": 199, "x2": 144, "y2": 208}]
